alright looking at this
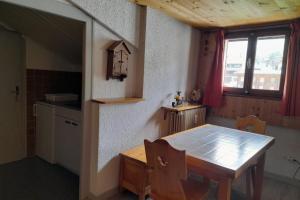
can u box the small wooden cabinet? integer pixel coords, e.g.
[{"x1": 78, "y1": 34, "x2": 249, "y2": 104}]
[
  {"x1": 162, "y1": 104, "x2": 206, "y2": 134},
  {"x1": 119, "y1": 146, "x2": 150, "y2": 200}
]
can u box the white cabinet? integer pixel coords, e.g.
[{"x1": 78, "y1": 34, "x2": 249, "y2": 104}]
[
  {"x1": 36, "y1": 102, "x2": 81, "y2": 175},
  {"x1": 55, "y1": 107, "x2": 81, "y2": 175},
  {"x1": 36, "y1": 102, "x2": 56, "y2": 163}
]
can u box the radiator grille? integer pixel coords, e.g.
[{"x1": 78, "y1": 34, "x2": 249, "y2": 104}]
[{"x1": 168, "y1": 107, "x2": 206, "y2": 134}]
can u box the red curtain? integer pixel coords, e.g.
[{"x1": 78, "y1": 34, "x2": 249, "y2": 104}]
[
  {"x1": 280, "y1": 22, "x2": 300, "y2": 116},
  {"x1": 203, "y1": 30, "x2": 225, "y2": 107}
]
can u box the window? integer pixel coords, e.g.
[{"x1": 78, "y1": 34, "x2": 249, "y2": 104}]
[{"x1": 223, "y1": 29, "x2": 289, "y2": 98}]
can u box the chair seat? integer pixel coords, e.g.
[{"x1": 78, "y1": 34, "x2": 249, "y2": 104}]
[{"x1": 181, "y1": 178, "x2": 209, "y2": 200}]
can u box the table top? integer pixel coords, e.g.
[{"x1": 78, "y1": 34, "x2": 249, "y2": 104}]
[{"x1": 121, "y1": 124, "x2": 275, "y2": 178}]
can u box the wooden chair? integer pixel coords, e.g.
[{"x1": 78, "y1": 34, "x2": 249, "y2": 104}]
[
  {"x1": 236, "y1": 115, "x2": 266, "y2": 134},
  {"x1": 235, "y1": 115, "x2": 266, "y2": 200},
  {"x1": 144, "y1": 139, "x2": 209, "y2": 200}
]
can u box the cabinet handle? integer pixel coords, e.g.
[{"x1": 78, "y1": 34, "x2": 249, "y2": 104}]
[
  {"x1": 65, "y1": 120, "x2": 71, "y2": 124},
  {"x1": 72, "y1": 122, "x2": 78, "y2": 126}
]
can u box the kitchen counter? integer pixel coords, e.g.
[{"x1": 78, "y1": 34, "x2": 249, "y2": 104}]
[{"x1": 38, "y1": 100, "x2": 81, "y2": 111}]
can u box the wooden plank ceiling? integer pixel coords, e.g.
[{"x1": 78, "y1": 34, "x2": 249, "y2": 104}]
[{"x1": 132, "y1": 0, "x2": 300, "y2": 28}]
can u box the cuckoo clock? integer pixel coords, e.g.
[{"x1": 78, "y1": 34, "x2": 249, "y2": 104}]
[{"x1": 107, "y1": 40, "x2": 131, "y2": 81}]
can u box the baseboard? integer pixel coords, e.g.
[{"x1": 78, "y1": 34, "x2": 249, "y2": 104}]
[
  {"x1": 265, "y1": 172, "x2": 300, "y2": 187},
  {"x1": 88, "y1": 187, "x2": 119, "y2": 200}
]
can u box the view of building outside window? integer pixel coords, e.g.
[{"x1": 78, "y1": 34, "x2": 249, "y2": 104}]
[
  {"x1": 223, "y1": 36, "x2": 286, "y2": 91},
  {"x1": 251, "y1": 36, "x2": 285, "y2": 91},
  {"x1": 223, "y1": 39, "x2": 248, "y2": 88}
]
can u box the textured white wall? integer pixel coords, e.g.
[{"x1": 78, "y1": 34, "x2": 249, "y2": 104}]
[
  {"x1": 208, "y1": 116, "x2": 300, "y2": 181},
  {"x1": 55, "y1": 0, "x2": 70, "y2": 4},
  {"x1": 66, "y1": 0, "x2": 200, "y2": 197},
  {"x1": 70, "y1": 0, "x2": 140, "y2": 47},
  {"x1": 87, "y1": 7, "x2": 200, "y2": 196},
  {"x1": 92, "y1": 22, "x2": 139, "y2": 98}
]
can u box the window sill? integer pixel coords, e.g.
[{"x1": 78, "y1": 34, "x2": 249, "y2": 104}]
[{"x1": 223, "y1": 92, "x2": 282, "y2": 101}]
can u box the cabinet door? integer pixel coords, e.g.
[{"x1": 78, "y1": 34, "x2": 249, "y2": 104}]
[
  {"x1": 55, "y1": 115, "x2": 81, "y2": 175},
  {"x1": 36, "y1": 104, "x2": 55, "y2": 163}
]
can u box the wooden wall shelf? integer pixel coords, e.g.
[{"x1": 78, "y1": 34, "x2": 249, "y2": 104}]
[{"x1": 92, "y1": 97, "x2": 144, "y2": 104}]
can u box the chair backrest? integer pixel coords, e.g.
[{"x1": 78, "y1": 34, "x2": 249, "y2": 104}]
[
  {"x1": 236, "y1": 115, "x2": 266, "y2": 134},
  {"x1": 144, "y1": 139, "x2": 187, "y2": 200}
]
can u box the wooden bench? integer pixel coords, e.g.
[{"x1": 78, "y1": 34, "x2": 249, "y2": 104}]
[{"x1": 119, "y1": 145, "x2": 150, "y2": 200}]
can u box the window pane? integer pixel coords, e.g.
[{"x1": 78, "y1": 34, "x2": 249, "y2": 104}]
[
  {"x1": 252, "y1": 36, "x2": 285, "y2": 91},
  {"x1": 223, "y1": 39, "x2": 248, "y2": 88}
]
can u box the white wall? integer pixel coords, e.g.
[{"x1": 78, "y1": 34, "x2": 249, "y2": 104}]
[
  {"x1": 208, "y1": 116, "x2": 300, "y2": 181},
  {"x1": 92, "y1": 22, "x2": 139, "y2": 98},
  {"x1": 93, "y1": 8, "x2": 200, "y2": 195},
  {"x1": 70, "y1": 1, "x2": 201, "y2": 195},
  {"x1": 25, "y1": 37, "x2": 81, "y2": 72},
  {"x1": 70, "y1": 0, "x2": 140, "y2": 47}
]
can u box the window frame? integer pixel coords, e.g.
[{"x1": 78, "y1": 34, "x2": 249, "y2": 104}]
[{"x1": 223, "y1": 28, "x2": 290, "y2": 99}]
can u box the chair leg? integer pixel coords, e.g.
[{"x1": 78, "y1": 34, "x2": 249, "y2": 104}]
[
  {"x1": 138, "y1": 193, "x2": 145, "y2": 200},
  {"x1": 118, "y1": 186, "x2": 125, "y2": 193},
  {"x1": 203, "y1": 177, "x2": 210, "y2": 185}
]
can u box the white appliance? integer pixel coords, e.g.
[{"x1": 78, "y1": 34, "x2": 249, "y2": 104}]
[
  {"x1": 55, "y1": 106, "x2": 81, "y2": 175},
  {"x1": 35, "y1": 102, "x2": 56, "y2": 163},
  {"x1": 35, "y1": 101, "x2": 81, "y2": 175}
]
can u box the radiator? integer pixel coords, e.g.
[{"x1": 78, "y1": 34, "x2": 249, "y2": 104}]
[{"x1": 168, "y1": 107, "x2": 206, "y2": 134}]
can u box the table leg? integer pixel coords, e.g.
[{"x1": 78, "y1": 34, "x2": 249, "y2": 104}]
[
  {"x1": 253, "y1": 154, "x2": 265, "y2": 200},
  {"x1": 138, "y1": 193, "x2": 145, "y2": 200},
  {"x1": 218, "y1": 178, "x2": 232, "y2": 200},
  {"x1": 246, "y1": 167, "x2": 253, "y2": 200},
  {"x1": 119, "y1": 156, "x2": 124, "y2": 192}
]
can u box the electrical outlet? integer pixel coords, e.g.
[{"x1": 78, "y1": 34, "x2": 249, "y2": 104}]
[
  {"x1": 287, "y1": 156, "x2": 294, "y2": 162},
  {"x1": 295, "y1": 171, "x2": 300, "y2": 180},
  {"x1": 284, "y1": 155, "x2": 300, "y2": 165}
]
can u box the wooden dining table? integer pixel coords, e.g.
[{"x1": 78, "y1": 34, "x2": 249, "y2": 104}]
[{"x1": 120, "y1": 124, "x2": 275, "y2": 200}]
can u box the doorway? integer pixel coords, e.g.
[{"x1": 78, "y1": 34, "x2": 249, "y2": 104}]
[
  {"x1": 0, "y1": 1, "x2": 92, "y2": 199},
  {"x1": 0, "y1": 29, "x2": 26, "y2": 165}
]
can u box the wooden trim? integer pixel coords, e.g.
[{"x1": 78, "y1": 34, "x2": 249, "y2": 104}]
[
  {"x1": 162, "y1": 104, "x2": 203, "y2": 112},
  {"x1": 225, "y1": 25, "x2": 291, "y2": 35},
  {"x1": 245, "y1": 33, "x2": 256, "y2": 94},
  {"x1": 223, "y1": 91, "x2": 282, "y2": 100},
  {"x1": 201, "y1": 19, "x2": 297, "y2": 32},
  {"x1": 211, "y1": 96, "x2": 300, "y2": 129},
  {"x1": 223, "y1": 87, "x2": 245, "y2": 95},
  {"x1": 92, "y1": 97, "x2": 144, "y2": 104}
]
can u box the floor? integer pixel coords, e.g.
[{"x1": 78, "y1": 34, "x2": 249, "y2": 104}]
[
  {"x1": 0, "y1": 157, "x2": 79, "y2": 200},
  {"x1": 1, "y1": 158, "x2": 299, "y2": 200},
  {"x1": 109, "y1": 177, "x2": 300, "y2": 200}
]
